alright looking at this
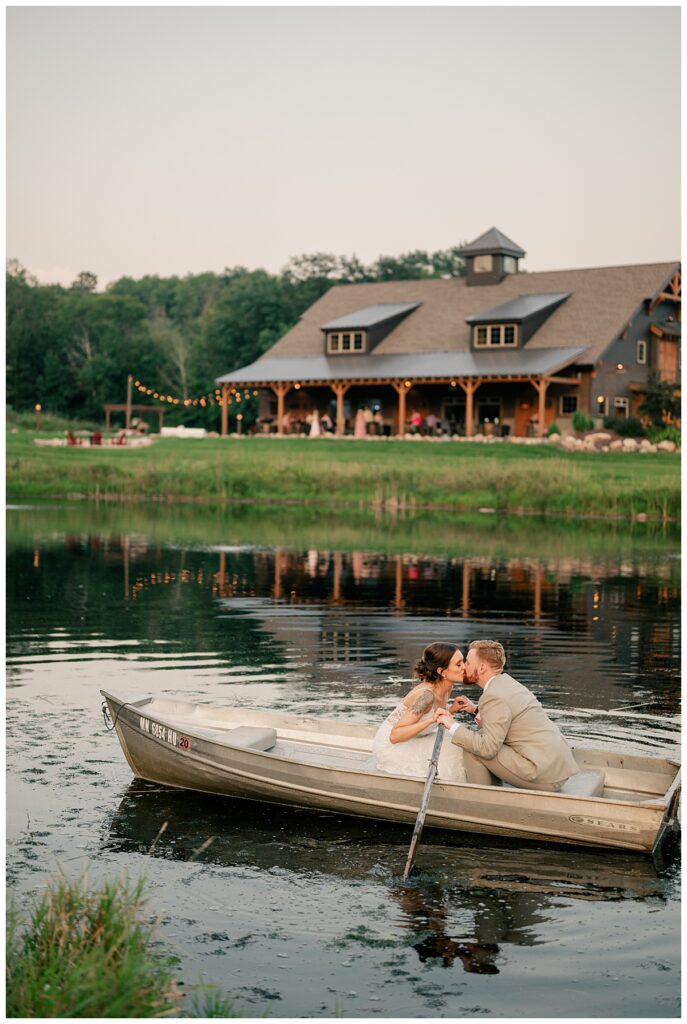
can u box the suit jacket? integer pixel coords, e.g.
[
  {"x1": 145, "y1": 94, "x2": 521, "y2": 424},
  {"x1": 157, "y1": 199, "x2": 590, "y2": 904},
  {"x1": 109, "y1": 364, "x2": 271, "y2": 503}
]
[{"x1": 450, "y1": 672, "x2": 578, "y2": 784}]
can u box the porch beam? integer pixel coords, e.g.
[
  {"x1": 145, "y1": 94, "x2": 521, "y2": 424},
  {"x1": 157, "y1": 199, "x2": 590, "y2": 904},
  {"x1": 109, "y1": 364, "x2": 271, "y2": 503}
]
[
  {"x1": 330, "y1": 382, "x2": 351, "y2": 436},
  {"x1": 529, "y1": 376, "x2": 549, "y2": 437},
  {"x1": 221, "y1": 383, "x2": 229, "y2": 436},
  {"x1": 391, "y1": 380, "x2": 412, "y2": 436},
  {"x1": 453, "y1": 377, "x2": 481, "y2": 437},
  {"x1": 271, "y1": 383, "x2": 291, "y2": 434}
]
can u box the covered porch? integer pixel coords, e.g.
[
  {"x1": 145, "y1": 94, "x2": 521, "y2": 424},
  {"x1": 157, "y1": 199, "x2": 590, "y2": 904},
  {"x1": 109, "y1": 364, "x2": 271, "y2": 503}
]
[{"x1": 215, "y1": 348, "x2": 587, "y2": 439}]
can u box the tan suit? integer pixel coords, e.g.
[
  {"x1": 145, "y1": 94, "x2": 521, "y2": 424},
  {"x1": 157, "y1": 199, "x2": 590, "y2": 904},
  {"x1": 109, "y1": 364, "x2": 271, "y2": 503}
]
[{"x1": 450, "y1": 672, "x2": 578, "y2": 790}]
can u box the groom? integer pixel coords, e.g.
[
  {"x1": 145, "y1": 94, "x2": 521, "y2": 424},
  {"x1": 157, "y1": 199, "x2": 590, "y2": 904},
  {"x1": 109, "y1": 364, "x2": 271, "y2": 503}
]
[{"x1": 434, "y1": 639, "x2": 578, "y2": 791}]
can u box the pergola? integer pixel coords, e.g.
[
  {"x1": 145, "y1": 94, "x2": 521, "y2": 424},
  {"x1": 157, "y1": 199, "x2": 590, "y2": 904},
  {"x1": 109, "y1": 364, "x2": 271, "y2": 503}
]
[
  {"x1": 216, "y1": 347, "x2": 586, "y2": 438},
  {"x1": 104, "y1": 404, "x2": 166, "y2": 432}
]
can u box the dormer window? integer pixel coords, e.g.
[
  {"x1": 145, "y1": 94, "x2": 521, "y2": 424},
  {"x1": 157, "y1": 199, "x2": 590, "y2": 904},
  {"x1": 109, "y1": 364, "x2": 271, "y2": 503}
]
[
  {"x1": 327, "y1": 331, "x2": 365, "y2": 354},
  {"x1": 474, "y1": 324, "x2": 518, "y2": 347},
  {"x1": 467, "y1": 293, "x2": 570, "y2": 349},
  {"x1": 322, "y1": 302, "x2": 420, "y2": 356}
]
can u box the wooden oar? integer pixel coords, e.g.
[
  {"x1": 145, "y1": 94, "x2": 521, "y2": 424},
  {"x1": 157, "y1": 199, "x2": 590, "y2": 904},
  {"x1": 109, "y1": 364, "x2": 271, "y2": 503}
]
[{"x1": 402, "y1": 723, "x2": 445, "y2": 880}]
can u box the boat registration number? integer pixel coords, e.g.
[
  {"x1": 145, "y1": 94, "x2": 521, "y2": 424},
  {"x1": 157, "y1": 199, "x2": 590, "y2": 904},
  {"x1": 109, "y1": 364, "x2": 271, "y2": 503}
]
[
  {"x1": 139, "y1": 716, "x2": 191, "y2": 752},
  {"x1": 569, "y1": 814, "x2": 639, "y2": 833}
]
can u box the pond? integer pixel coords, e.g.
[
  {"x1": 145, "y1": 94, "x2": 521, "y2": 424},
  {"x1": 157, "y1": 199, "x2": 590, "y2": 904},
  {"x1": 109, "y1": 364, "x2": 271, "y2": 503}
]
[{"x1": 6, "y1": 501, "x2": 681, "y2": 1018}]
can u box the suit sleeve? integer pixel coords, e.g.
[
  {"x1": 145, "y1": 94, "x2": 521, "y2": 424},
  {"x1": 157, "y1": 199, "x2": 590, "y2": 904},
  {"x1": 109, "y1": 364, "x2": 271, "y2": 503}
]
[{"x1": 450, "y1": 692, "x2": 512, "y2": 760}]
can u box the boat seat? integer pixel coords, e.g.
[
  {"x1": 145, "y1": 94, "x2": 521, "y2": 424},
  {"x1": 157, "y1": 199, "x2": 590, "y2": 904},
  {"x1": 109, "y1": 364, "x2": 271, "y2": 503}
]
[
  {"x1": 226, "y1": 726, "x2": 277, "y2": 751},
  {"x1": 559, "y1": 770, "x2": 605, "y2": 798}
]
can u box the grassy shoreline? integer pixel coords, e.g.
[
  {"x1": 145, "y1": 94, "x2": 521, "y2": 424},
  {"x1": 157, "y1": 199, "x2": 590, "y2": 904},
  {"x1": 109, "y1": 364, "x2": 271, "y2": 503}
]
[{"x1": 7, "y1": 432, "x2": 681, "y2": 522}]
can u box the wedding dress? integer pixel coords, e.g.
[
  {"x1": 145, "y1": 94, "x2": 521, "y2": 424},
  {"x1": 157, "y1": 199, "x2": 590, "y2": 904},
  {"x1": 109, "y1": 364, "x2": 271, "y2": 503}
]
[{"x1": 372, "y1": 698, "x2": 467, "y2": 782}]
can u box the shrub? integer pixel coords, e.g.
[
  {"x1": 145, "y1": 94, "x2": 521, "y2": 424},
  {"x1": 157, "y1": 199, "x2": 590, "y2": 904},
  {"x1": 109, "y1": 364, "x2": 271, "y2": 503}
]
[
  {"x1": 647, "y1": 425, "x2": 681, "y2": 447},
  {"x1": 602, "y1": 416, "x2": 646, "y2": 438},
  {"x1": 546, "y1": 422, "x2": 561, "y2": 436},
  {"x1": 571, "y1": 410, "x2": 594, "y2": 433},
  {"x1": 638, "y1": 370, "x2": 681, "y2": 427},
  {"x1": 6, "y1": 874, "x2": 182, "y2": 1018}
]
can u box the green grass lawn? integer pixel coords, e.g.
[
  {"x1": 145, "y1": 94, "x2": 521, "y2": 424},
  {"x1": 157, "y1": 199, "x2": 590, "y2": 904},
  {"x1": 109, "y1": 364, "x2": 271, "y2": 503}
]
[{"x1": 6, "y1": 431, "x2": 681, "y2": 521}]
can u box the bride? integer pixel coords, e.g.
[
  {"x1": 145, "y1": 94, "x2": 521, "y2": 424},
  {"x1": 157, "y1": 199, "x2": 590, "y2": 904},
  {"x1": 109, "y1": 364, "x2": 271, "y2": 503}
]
[{"x1": 372, "y1": 643, "x2": 467, "y2": 782}]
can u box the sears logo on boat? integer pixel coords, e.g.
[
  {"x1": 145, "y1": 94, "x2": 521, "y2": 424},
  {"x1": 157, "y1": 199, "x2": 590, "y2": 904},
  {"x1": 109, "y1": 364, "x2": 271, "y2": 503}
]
[
  {"x1": 139, "y1": 716, "x2": 191, "y2": 751},
  {"x1": 569, "y1": 814, "x2": 640, "y2": 833}
]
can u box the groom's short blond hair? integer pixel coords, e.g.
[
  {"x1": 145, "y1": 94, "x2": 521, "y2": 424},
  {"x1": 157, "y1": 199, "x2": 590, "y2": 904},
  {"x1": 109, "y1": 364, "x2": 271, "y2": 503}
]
[{"x1": 469, "y1": 640, "x2": 506, "y2": 671}]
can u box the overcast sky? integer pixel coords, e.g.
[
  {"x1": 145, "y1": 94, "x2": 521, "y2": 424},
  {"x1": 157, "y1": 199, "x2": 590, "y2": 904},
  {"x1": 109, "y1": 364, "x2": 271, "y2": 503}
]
[{"x1": 6, "y1": 5, "x2": 681, "y2": 289}]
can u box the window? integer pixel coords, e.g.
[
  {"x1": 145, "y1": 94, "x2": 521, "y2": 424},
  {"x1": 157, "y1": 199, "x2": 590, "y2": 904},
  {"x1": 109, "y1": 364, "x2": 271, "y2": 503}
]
[
  {"x1": 637, "y1": 339, "x2": 647, "y2": 365},
  {"x1": 614, "y1": 397, "x2": 629, "y2": 418},
  {"x1": 326, "y1": 330, "x2": 366, "y2": 354},
  {"x1": 472, "y1": 323, "x2": 518, "y2": 347},
  {"x1": 474, "y1": 254, "x2": 493, "y2": 273},
  {"x1": 503, "y1": 255, "x2": 517, "y2": 273},
  {"x1": 560, "y1": 395, "x2": 578, "y2": 415}
]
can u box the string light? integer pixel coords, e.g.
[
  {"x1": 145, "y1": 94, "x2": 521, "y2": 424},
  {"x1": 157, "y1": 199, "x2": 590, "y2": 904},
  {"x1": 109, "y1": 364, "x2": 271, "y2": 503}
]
[{"x1": 132, "y1": 378, "x2": 261, "y2": 407}]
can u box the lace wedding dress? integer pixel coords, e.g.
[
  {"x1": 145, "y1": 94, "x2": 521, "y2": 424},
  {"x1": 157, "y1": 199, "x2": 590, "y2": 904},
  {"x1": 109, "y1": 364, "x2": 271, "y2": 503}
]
[{"x1": 372, "y1": 699, "x2": 467, "y2": 782}]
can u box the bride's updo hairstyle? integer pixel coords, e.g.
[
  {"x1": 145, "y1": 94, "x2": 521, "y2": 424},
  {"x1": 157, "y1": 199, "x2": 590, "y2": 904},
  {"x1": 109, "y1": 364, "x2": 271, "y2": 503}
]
[{"x1": 413, "y1": 642, "x2": 458, "y2": 684}]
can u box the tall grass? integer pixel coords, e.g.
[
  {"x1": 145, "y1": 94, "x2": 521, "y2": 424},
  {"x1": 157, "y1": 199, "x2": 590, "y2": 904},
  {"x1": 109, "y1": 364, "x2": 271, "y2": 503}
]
[
  {"x1": 6, "y1": 874, "x2": 238, "y2": 1018},
  {"x1": 6, "y1": 432, "x2": 681, "y2": 521}
]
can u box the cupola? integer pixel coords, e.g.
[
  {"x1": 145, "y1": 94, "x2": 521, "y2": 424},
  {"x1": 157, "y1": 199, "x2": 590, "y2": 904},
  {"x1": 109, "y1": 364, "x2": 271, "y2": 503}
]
[{"x1": 459, "y1": 227, "x2": 525, "y2": 286}]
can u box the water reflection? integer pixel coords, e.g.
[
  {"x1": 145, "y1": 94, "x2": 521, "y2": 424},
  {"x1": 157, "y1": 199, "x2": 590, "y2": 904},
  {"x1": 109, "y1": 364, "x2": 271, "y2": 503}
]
[{"x1": 105, "y1": 779, "x2": 671, "y2": 981}]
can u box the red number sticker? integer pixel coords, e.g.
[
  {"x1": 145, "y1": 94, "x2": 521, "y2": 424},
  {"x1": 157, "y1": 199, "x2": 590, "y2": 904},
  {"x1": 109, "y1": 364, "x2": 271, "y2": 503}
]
[{"x1": 179, "y1": 735, "x2": 191, "y2": 751}]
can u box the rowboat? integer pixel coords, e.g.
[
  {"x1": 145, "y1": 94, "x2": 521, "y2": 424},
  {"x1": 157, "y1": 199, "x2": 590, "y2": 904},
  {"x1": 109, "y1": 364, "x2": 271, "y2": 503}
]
[{"x1": 101, "y1": 690, "x2": 681, "y2": 855}]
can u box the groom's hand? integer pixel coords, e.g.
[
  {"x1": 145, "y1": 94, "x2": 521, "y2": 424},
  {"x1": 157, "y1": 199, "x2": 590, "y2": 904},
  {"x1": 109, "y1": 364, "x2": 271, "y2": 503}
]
[{"x1": 450, "y1": 695, "x2": 478, "y2": 715}]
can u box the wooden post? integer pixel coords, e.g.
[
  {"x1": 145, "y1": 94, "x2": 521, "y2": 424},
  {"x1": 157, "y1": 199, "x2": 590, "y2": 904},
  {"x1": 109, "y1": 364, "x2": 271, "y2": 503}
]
[
  {"x1": 392, "y1": 381, "x2": 410, "y2": 436},
  {"x1": 455, "y1": 379, "x2": 480, "y2": 437},
  {"x1": 272, "y1": 384, "x2": 290, "y2": 434},
  {"x1": 331, "y1": 382, "x2": 350, "y2": 435},
  {"x1": 221, "y1": 383, "x2": 229, "y2": 436},
  {"x1": 530, "y1": 377, "x2": 549, "y2": 437},
  {"x1": 105, "y1": 407, "x2": 111, "y2": 432},
  {"x1": 126, "y1": 375, "x2": 133, "y2": 432}
]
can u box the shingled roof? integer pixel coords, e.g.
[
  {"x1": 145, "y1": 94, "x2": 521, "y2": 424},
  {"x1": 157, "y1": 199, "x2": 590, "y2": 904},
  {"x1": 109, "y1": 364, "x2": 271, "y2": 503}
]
[{"x1": 261, "y1": 262, "x2": 678, "y2": 366}]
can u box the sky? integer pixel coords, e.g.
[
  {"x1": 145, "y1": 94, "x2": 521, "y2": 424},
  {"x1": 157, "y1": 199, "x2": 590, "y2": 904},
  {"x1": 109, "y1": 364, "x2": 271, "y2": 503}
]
[{"x1": 6, "y1": 5, "x2": 681, "y2": 289}]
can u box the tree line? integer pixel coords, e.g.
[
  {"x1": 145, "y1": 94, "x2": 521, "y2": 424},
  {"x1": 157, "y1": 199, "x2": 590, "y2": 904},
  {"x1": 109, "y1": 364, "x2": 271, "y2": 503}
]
[{"x1": 6, "y1": 247, "x2": 466, "y2": 428}]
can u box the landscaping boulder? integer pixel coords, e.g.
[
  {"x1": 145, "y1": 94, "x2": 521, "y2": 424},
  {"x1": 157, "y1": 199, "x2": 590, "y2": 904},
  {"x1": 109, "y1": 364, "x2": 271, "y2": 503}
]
[
  {"x1": 657, "y1": 439, "x2": 677, "y2": 453},
  {"x1": 586, "y1": 432, "x2": 612, "y2": 445},
  {"x1": 609, "y1": 439, "x2": 624, "y2": 451},
  {"x1": 622, "y1": 437, "x2": 639, "y2": 451},
  {"x1": 639, "y1": 439, "x2": 657, "y2": 453},
  {"x1": 547, "y1": 432, "x2": 561, "y2": 444}
]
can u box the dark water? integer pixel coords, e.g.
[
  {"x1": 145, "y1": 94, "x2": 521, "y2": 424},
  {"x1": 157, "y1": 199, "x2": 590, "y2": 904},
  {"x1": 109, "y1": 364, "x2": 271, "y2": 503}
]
[{"x1": 6, "y1": 502, "x2": 681, "y2": 1018}]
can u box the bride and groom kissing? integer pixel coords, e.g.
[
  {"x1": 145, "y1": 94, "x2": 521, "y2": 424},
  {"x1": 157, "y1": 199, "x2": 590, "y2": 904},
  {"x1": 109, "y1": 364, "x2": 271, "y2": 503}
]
[{"x1": 372, "y1": 640, "x2": 578, "y2": 790}]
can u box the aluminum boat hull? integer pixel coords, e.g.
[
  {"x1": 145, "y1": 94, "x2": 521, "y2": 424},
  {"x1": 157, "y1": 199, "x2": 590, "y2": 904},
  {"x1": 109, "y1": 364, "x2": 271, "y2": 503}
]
[{"x1": 102, "y1": 691, "x2": 681, "y2": 854}]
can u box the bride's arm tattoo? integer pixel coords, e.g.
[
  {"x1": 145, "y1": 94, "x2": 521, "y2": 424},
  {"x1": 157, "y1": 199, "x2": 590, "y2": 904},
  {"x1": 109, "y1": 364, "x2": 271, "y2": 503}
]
[{"x1": 411, "y1": 690, "x2": 434, "y2": 716}]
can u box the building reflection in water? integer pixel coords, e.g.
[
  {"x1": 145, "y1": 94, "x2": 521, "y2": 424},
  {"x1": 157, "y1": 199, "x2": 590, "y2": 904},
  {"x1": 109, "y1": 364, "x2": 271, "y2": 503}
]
[{"x1": 21, "y1": 534, "x2": 681, "y2": 715}]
